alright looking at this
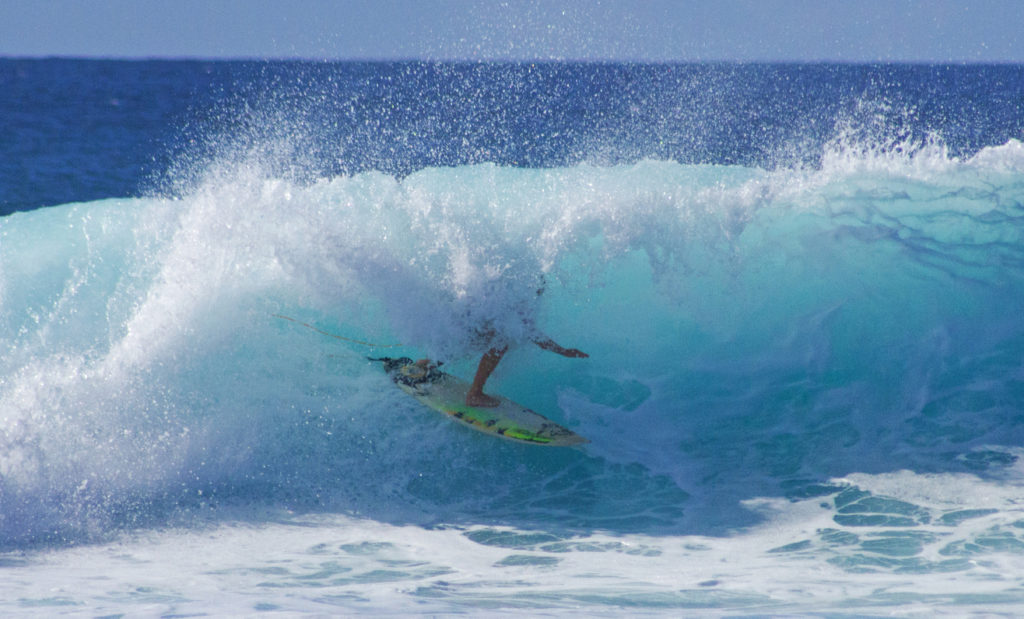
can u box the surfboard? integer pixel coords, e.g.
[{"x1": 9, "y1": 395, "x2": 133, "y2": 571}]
[{"x1": 373, "y1": 357, "x2": 588, "y2": 446}]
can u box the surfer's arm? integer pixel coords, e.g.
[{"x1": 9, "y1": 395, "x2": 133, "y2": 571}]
[{"x1": 532, "y1": 336, "x2": 588, "y2": 358}]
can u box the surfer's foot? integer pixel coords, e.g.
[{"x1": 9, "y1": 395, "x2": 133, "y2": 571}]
[{"x1": 466, "y1": 389, "x2": 500, "y2": 408}]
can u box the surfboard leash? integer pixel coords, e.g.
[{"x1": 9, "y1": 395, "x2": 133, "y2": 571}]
[{"x1": 272, "y1": 314, "x2": 402, "y2": 349}]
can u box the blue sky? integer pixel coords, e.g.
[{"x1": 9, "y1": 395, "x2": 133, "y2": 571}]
[{"x1": 1, "y1": 0, "x2": 1021, "y2": 62}]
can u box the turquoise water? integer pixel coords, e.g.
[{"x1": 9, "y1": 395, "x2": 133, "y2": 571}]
[{"x1": 4, "y1": 139, "x2": 1024, "y2": 612}]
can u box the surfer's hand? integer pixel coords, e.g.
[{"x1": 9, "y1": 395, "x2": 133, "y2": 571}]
[
  {"x1": 558, "y1": 347, "x2": 588, "y2": 358},
  {"x1": 533, "y1": 336, "x2": 588, "y2": 358}
]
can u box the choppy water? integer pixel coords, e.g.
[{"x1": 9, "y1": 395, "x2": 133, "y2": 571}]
[{"x1": 2, "y1": 59, "x2": 1024, "y2": 615}]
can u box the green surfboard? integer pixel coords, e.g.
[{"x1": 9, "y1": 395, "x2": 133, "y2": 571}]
[{"x1": 374, "y1": 357, "x2": 588, "y2": 446}]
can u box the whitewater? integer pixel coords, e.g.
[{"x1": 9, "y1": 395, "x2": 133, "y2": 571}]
[{"x1": 3, "y1": 59, "x2": 1024, "y2": 614}]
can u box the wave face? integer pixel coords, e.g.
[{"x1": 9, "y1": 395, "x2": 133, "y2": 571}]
[{"x1": 3, "y1": 137, "x2": 1024, "y2": 549}]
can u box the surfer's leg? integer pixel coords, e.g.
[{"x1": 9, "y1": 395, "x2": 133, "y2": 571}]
[{"x1": 466, "y1": 345, "x2": 507, "y2": 407}]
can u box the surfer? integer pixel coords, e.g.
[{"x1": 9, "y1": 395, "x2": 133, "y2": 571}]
[{"x1": 417, "y1": 276, "x2": 587, "y2": 407}]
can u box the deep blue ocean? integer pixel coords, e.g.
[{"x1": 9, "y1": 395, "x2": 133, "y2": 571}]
[{"x1": 2, "y1": 58, "x2": 1024, "y2": 615}]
